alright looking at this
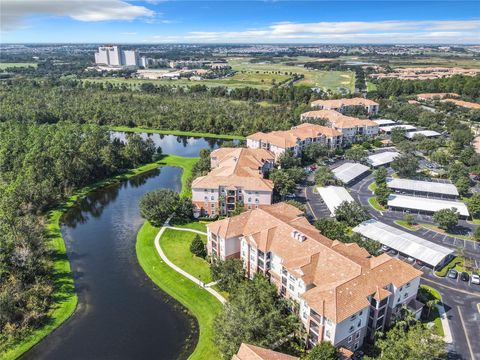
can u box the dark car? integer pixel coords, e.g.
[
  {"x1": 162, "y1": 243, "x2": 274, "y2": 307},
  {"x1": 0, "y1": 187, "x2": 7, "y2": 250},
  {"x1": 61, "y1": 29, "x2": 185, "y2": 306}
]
[
  {"x1": 460, "y1": 272, "x2": 469, "y2": 282},
  {"x1": 447, "y1": 269, "x2": 458, "y2": 279}
]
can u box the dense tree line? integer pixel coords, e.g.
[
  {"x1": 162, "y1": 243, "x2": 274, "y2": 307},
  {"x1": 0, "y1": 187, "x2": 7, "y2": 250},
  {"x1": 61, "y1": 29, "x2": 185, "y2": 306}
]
[
  {"x1": 0, "y1": 122, "x2": 156, "y2": 350},
  {"x1": 372, "y1": 75, "x2": 480, "y2": 99},
  {"x1": 0, "y1": 80, "x2": 301, "y2": 136}
]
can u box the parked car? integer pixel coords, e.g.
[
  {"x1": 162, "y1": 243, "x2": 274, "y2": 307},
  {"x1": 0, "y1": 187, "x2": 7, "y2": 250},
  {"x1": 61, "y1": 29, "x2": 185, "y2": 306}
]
[
  {"x1": 471, "y1": 272, "x2": 480, "y2": 285},
  {"x1": 416, "y1": 260, "x2": 424, "y2": 266},
  {"x1": 460, "y1": 272, "x2": 469, "y2": 282},
  {"x1": 388, "y1": 249, "x2": 398, "y2": 256},
  {"x1": 285, "y1": 193, "x2": 296, "y2": 199},
  {"x1": 406, "y1": 256, "x2": 415, "y2": 264},
  {"x1": 381, "y1": 245, "x2": 390, "y2": 252},
  {"x1": 447, "y1": 269, "x2": 458, "y2": 279}
]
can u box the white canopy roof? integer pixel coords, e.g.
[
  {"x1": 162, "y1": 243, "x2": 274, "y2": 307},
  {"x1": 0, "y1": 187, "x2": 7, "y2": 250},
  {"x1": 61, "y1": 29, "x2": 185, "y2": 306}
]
[
  {"x1": 367, "y1": 151, "x2": 400, "y2": 167},
  {"x1": 405, "y1": 130, "x2": 441, "y2": 139},
  {"x1": 353, "y1": 219, "x2": 454, "y2": 267},
  {"x1": 387, "y1": 194, "x2": 469, "y2": 217},
  {"x1": 332, "y1": 162, "x2": 370, "y2": 184},
  {"x1": 387, "y1": 178, "x2": 459, "y2": 196},
  {"x1": 317, "y1": 186, "x2": 355, "y2": 216},
  {"x1": 379, "y1": 125, "x2": 417, "y2": 133},
  {"x1": 373, "y1": 119, "x2": 396, "y2": 126}
]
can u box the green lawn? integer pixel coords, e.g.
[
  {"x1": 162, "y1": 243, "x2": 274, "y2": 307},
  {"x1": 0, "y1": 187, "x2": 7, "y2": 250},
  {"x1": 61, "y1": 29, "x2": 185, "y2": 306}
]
[
  {"x1": 368, "y1": 197, "x2": 386, "y2": 211},
  {"x1": 394, "y1": 220, "x2": 418, "y2": 231},
  {"x1": 227, "y1": 58, "x2": 355, "y2": 92},
  {"x1": 161, "y1": 227, "x2": 212, "y2": 283},
  {"x1": 1, "y1": 154, "x2": 197, "y2": 359},
  {"x1": 136, "y1": 222, "x2": 223, "y2": 360},
  {"x1": 366, "y1": 82, "x2": 377, "y2": 92},
  {"x1": 0, "y1": 62, "x2": 37, "y2": 69},
  {"x1": 110, "y1": 125, "x2": 245, "y2": 140},
  {"x1": 368, "y1": 182, "x2": 377, "y2": 192},
  {"x1": 418, "y1": 285, "x2": 444, "y2": 337}
]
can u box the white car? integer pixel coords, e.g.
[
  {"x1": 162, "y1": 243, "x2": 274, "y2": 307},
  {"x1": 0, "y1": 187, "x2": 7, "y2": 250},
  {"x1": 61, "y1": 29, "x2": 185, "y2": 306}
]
[{"x1": 471, "y1": 273, "x2": 480, "y2": 285}]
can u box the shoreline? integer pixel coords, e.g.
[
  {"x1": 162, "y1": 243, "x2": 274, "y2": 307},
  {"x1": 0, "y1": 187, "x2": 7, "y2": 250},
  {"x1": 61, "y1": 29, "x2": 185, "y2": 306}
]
[
  {"x1": 2, "y1": 154, "x2": 198, "y2": 360},
  {"x1": 110, "y1": 126, "x2": 246, "y2": 141}
]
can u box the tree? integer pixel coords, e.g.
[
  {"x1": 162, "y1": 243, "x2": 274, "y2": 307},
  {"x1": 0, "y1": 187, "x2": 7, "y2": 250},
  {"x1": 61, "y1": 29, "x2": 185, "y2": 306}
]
[
  {"x1": 214, "y1": 274, "x2": 301, "y2": 359},
  {"x1": 270, "y1": 169, "x2": 297, "y2": 197},
  {"x1": 375, "y1": 183, "x2": 390, "y2": 206},
  {"x1": 474, "y1": 226, "x2": 480, "y2": 241},
  {"x1": 302, "y1": 342, "x2": 337, "y2": 360},
  {"x1": 391, "y1": 154, "x2": 418, "y2": 178},
  {"x1": 302, "y1": 143, "x2": 329, "y2": 163},
  {"x1": 314, "y1": 218, "x2": 347, "y2": 240},
  {"x1": 374, "y1": 166, "x2": 388, "y2": 185},
  {"x1": 403, "y1": 213, "x2": 416, "y2": 226},
  {"x1": 211, "y1": 258, "x2": 245, "y2": 293},
  {"x1": 345, "y1": 146, "x2": 367, "y2": 162},
  {"x1": 433, "y1": 208, "x2": 459, "y2": 231},
  {"x1": 190, "y1": 234, "x2": 206, "y2": 258},
  {"x1": 467, "y1": 193, "x2": 480, "y2": 219},
  {"x1": 455, "y1": 176, "x2": 470, "y2": 196},
  {"x1": 373, "y1": 321, "x2": 446, "y2": 360},
  {"x1": 139, "y1": 189, "x2": 180, "y2": 227},
  {"x1": 314, "y1": 166, "x2": 338, "y2": 187},
  {"x1": 174, "y1": 197, "x2": 193, "y2": 224},
  {"x1": 391, "y1": 128, "x2": 406, "y2": 144},
  {"x1": 334, "y1": 201, "x2": 369, "y2": 227},
  {"x1": 278, "y1": 149, "x2": 301, "y2": 169}
]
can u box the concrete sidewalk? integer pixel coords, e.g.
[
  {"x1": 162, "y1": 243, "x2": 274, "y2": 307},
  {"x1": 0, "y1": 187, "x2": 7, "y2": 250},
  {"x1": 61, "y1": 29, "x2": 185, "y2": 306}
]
[{"x1": 154, "y1": 220, "x2": 226, "y2": 304}]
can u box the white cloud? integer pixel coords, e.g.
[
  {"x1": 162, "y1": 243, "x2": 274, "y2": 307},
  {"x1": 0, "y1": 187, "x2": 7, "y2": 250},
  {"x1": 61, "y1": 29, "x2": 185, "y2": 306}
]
[
  {"x1": 183, "y1": 20, "x2": 480, "y2": 44},
  {"x1": 1, "y1": 0, "x2": 155, "y2": 31}
]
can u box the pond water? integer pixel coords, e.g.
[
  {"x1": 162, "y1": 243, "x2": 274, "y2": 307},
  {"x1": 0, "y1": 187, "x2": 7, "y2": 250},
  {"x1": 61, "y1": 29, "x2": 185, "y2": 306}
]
[
  {"x1": 112, "y1": 131, "x2": 238, "y2": 157},
  {"x1": 23, "y1": 167, "x2": 196, "y2": 360}
]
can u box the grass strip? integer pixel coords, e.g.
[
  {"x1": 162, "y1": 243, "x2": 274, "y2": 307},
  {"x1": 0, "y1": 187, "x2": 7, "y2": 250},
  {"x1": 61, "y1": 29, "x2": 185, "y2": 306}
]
[
  {"x1": 136, "y1": 222, "x2": 223, "y2": 360},
  {"x1": 110, "y1": 126, "x2": 245, "y2": 140},
  {"x1": 368, "y1": 197, "x2": 386, "y2": 211},
  {"x1": 2, "y1": 154, "x2": 196, "y2": 359}
]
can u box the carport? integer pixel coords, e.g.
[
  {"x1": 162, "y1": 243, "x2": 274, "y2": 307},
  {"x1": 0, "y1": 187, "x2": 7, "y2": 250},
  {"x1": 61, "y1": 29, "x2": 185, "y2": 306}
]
[
  {"x1": 367, "y1": 151, "x2": 400, "y2": 167},
  {"x1": 353, "y1": 219, "x2": 455, "y2": 269},
  {"x1": 332, "y1": 162, "x2": 370, "y2": 185},
  {"x1": 317, "y1": 186, "x2": 355, "y2": 216},
  {"x1": 387, "y1": 194, "x2": 470, "y2": 218}
]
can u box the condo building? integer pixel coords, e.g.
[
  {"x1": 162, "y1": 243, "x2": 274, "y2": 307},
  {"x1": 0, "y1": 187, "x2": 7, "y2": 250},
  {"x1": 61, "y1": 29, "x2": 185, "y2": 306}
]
[
  {"x1": 247, "y1": 123, "x2": 343, "y2": 160},
  {"x1": 300, "y1": 110, "x2": 379, "y2": 143},
  {"x1": 207, "y1": 203, "x2": 423, "y2": 352},
  {"x1": 310, "y1": 98, "x2": 380, "y2": 114},
  {"x1": 191, "y1": 148, "x2": 275, "y2": 217}
]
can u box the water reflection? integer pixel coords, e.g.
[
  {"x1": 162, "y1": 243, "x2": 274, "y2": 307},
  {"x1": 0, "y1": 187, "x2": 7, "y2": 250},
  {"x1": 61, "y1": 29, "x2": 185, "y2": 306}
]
[
  {"x1": 24, "y1": 166, "x2": 193, "y2": 360},
  {"x1": 111, "y1": 131, "x2": 238, "y2": 157}
]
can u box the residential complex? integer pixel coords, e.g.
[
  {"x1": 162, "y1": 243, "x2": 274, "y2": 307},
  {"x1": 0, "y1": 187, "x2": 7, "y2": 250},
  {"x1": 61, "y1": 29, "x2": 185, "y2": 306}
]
[
  {"x1": 233, "y1": 343, "x2": 299, "y2": 360},
  {"x1": 94, "y1": 45, "x2": 139, "y2": 67},
  {"x1": 191, "y1": 148, "x2": 275, "y2": 217},
  {"x1": 300, "y1": 110, "x2": 379, "y2": 143},
  {"x1": 310, "y1": 98, "x2": 380, "y2": 114},
  {"x1": 416, "y1": 92, "x2": 460, "y2": 101},
  {"x1": 441, "y1": 99, "x2": 480, "y2": 109},
  {"x1": 247, "y1": 123, "x2": 343, "y2": 159},
  {"x1": 207, "y1": 203, "x2": 423, "y2": 352},
  {"x1": 370, "y1": 67, "x2": 480, "y2": 80}
]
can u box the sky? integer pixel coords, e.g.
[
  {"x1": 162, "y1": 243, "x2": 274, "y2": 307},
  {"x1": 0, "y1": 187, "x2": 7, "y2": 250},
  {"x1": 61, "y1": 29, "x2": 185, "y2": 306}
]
[{"x1": 1, "y1": 1, "x2": 479, "y2": 44}]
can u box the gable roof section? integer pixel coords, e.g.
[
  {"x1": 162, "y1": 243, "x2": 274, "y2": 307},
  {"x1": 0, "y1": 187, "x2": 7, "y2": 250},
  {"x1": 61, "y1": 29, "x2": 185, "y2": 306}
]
[{"x1": 233, "y1": 343, "x2": 299, "y2": 360}]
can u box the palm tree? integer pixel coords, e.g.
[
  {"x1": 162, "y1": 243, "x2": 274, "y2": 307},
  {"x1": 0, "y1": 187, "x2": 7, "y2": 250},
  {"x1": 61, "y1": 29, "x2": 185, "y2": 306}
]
[{"x1": 426, "y1": 299, "x2": 440, "y2": 318}]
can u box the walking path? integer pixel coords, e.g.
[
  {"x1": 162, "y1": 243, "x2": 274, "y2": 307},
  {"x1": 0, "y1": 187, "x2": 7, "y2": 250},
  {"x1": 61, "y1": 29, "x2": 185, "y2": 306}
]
[
  {"x1": 436, "y1": 304, "x2": 453, "y2": 344},
  {"x1": 154, "y1": 219, "x2": 226, "y2": 304}
]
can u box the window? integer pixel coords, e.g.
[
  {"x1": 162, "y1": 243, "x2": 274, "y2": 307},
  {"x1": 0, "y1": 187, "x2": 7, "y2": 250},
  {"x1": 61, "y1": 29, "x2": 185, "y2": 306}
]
[
  {"x1": 354, "y1": 342, "x2": 359, "y2": 350},
  {"x1": 350, "y1": 314, "x2": 357, "y2": 321},
  {"x1": 248, "y1": 197, "x2": 252, "y2": 203},
  {"x1": 406, "y1": 282, "x2": 411, "y2": 288},
  {"x1": 355, "y1": 332, "x2": 360, "y2": 339},
  {"x1": 289, "y1": 284, "x2": 295, "y2": 291},
  {"x1": 404, "y1": 292, "x2": 409, "y2": 299},
  {"x1": 359, "y1": 310, "x2": 363, "y2": 316},
  {"x1": 210, "y1": 196, "x2": 214, "y2": 200},
  {"x1": 325, "y1": 330, "x2": 331, "y2": 339},
  {"x1": 357, "y1": 320, "x2": 361, "y2": 328},
  {"x1": 348, "y1": 336, "x2": 353, "y2": 343},
  {"x1": 349, "y1": 326, "x2": 354, "y2": 333}
]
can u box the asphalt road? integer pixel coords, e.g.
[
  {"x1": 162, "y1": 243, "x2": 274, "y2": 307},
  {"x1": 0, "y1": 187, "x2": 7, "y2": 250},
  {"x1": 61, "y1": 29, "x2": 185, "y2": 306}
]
[{"x1": 299, "y1": 171, "x2": 480, "y2": 360}]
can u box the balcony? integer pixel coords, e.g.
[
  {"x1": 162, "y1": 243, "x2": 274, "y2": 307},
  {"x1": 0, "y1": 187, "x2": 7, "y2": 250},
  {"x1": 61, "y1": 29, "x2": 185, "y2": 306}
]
[
  {"x1": 227, "y1": 196, "x2": 235, "y2": 204},
  {"x1": 310, "y1": 309, "x2": 322, "y2": 324}
]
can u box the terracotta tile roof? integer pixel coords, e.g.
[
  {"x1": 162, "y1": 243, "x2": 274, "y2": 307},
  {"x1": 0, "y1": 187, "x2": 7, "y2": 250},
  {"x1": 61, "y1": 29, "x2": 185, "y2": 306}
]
[
  {"x1": 301, "y1": 110, "x2": 378, "y2": 129},
  {"x1": 311, "y1": 97, "x2": 379, "y2": 108},
  {"x1": 442, "y1": 99, "x2": 480, "y2": 109},
  {"x1": 233, "y1": 343, "x2": 299, "y2": 360},
  {"x1": 247, "y1": 123, "x2": 342, "y2": 149},
  {"x1": 192, "y1": 148, "x2": 274, "y2": 191},
  {"x1": 416, "y1": 93, "x2": 460, "y2": 100},
  {"x1": 209, "y1": 203, "x2": 421, "y2": 323}
]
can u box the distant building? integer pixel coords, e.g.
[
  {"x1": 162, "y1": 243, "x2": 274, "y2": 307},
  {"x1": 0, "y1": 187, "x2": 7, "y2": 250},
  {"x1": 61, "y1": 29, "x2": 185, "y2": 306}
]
[
  {"x1": 310, "y1": 98, "x2": 380, "y2": 114},
  {"x1": 416, "y1": 93, "x2": 460, "y2": 101},
  {"x1": 441, "y1": 99, "x2": 480, "y2": 110},
  {"x1": 94, "y1": 45, "x2": 139, "y2": 67},
  {"x1": 233, "y1": 343, "x2": 299, "y2": 360}
]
